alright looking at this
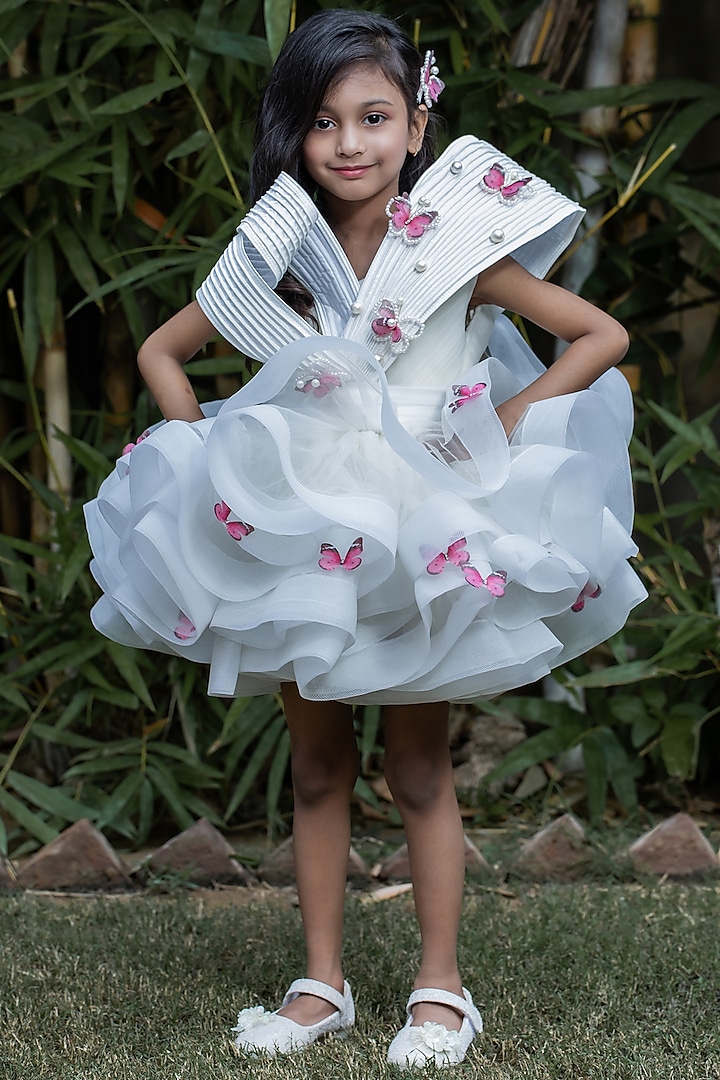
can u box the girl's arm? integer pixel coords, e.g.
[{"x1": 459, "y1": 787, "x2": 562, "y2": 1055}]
[
  {"x1": 471, "y1": 256, "x2": 629, "y2": 436},
  {"x1": 137, "y1": 301, "x2": 219, "y2": 422}
]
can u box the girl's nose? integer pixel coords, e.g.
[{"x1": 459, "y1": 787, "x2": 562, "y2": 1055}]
[{"x1": 336, "y1": 125, "x2": 364, "y2": 158}]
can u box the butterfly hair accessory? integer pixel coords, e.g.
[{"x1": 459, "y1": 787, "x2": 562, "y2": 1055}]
[
  {"x1": 318, "y1": 537, "x2": 363, "y2": 571},
  {"x1": 417, "y1": 50, "x2": 445, "y2": 109},
  {"x1": 294, "y1": 372, "x2": 342, "y2": 397},
  {"x1": 214, "y1": 500, "x2": 254, "y2": 542},
  {"x1": 571, "y1": 582, "x2": 602, "y2": 612},
  {"x1": 426, "y1": 537, "x2": 507, "y2": 595},
  {"x1": 371, "y1": 298, "x2": 425, "y2": 357},
  {"x1": 481, "y1": 162, "x2": 533, "y2": 205},
  {"x1": 386, "y1": 193, "x2": 439, "y2": 245},
  {"x1": 174, "y1": 612, "x2": 196, "y2": 640},
  {"x1": 448, "y1": 382, "x2": 487, "y2": 412}
]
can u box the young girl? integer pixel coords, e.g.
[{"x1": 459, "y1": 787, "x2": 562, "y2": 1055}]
[{"x1": 85, "y1": 8, "x2": 646, "y2": 1069}]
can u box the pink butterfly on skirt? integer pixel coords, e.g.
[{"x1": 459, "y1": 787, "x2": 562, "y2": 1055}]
[
  {"x1": 174, "y1": 612, "x2": 196, "y2": 640},
  {"x1": 318, "y1": 537, "x2": 363, "y2": 571},
  {"x1": 214, "y1": 500, "x2": 254, "y2": 541},
  {"x1": 449, "y1": 382, "x2": 486, "y2": 412},
  {"x1": 427, "y1": 538, "x2": 506, "y2": 595},
  {"x1": 481, "y1": 163, "x2": 532, "y2": 203},
  {"x1": 571, "y1": 582, "x2": 602, "y2": 612},
  {"x1": 121, "y1": 430, "x2": 149, "y2": 455},
  {"x1": 386, "y1": 194, "x2": 439, "y2": 244}
]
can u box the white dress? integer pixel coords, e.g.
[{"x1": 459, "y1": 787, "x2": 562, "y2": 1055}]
[{"x1": 84, "y1": 136, "x2": 647, "y2": 703}]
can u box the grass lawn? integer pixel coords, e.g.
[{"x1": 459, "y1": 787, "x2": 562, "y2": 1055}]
[{"x1": 1, "y1": 881, "x2": 718, "y2": 1079}]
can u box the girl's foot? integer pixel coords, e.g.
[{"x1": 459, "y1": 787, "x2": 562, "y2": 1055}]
[
  {"x1": 387, "y1": 987, "x2": 483, "y2": 1070},
  {"x1": 233, "y1": 978, "x2": 354, "y2": 1057},
  {"x1": 277, "y1": 979, "x2": 345, "y2": 1025},
  {"x1": 410, "y1": 975, "x2": 464, "y2": 1030}
]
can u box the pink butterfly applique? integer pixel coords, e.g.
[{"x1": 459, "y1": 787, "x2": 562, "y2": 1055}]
[
  {"x1": 427, "y1": 538, "x2": 506, "y2": 594},
  {"x1": 295, "y1": 373, "x2": 342, "y2": 397},
  {"x1": 122, "y1": 430, "x2": 149, "y2": 456},
  {"x1": 448, "y1": 382, "x2": 487, "y2": 412},
  {"x1": 371, "y1": 298, "x2": 424, "y2": 356},
  {"x1": 481, "y1": 162, "x2": 532, "y2": 204},
  {"x1": 214, "y1": 500, "x2": 254, "y2": 541},
  {"x1": 386, "y1": 194, "x2": 439, "y2": 245},
  {"x1": 174, "y1": 612, "x2": 196, "y2": 640},
  {"x1": 417, "y1": 50, "x2": 445, "y2": 109},
  {"x1": 318, "y1": 537, "x2": 363, "y2": 571},
  {"x1": 571, "y1": 582, "x2": 602, "y2": 612}
]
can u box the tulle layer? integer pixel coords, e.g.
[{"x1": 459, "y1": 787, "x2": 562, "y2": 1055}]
[{"x1": 84, "y1": 332, "x2": 646, "y2": 703}]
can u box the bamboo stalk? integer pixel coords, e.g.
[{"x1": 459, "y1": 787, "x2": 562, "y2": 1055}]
[
  {"x1": 622, "y1": 0, "x2": 661, "y2": 142},
  {"x1": 41, "y1": 301, "x2": 72, "y2": 507}
]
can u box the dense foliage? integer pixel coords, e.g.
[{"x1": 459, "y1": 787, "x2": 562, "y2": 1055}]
[{"x1": 1, "y1": 0, "x2": 720, "y2": 855}]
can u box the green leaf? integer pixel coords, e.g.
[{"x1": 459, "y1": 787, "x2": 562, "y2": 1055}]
[
  {"x1": 580, "y1": 732, "x2": 607, "y2": 825},
  {"x1": 111, "y1": 120, "x2": 129, "y2": 214},
  {"x1": 0, "y1": 786, "x2": 57, "y2": 845},
  {"x1": 93, "y1": 77, "x2": 183, "y2": 116},
  {"x1": 146, "y1": 763, "x2": 195, "y2": 830},
  {"x1": 567, "y1": 662, "x2": 659, "y2": 689},
  {"x1": 661, "y1": 705, "x2": 701, "y2": 780},
  {"x1": 263, "y1": 0, "x2": 292, "y2": 62},
  {"x1": 52, "y1": 428, "x2": 121, "y2": 478},
  {"x1": 265, "y1": 726, "x2": 290, "y2": 823},
  {"x1": 473, "y1": 0, "x2": 509, "y2": 34},
  {"x1": 224, "y1": 714, "x2": 285, "y2": 821},
  {"x1": 57, "y1": 536, "x2": 92, "y2": 604},
  {"x1": 589, "y1": 726, "x2": 638, "y2": 813},
  {"x1": 631, "y1": 713, "x2": 662, "y2": 750},
  {"x1": 95, "y1": 771, "x2": 145, "y2": 830},
  {"x1": 483, "y1": 719, "x2": 587, "y2": 784},
  {"x1": 104, "y1": 642, "x2": 156, "y2": 712},
  {"x1": 54, "y1": 221, "x2": 101, "y2": 298},
  {"x1": 192, "y1": 29, "x2": 270, "y2": 65},
  {"x1": 165, "y1": 130, "x2": 211, "y2": 163},
  {"x1": 5, "y1": 771, "x2": 98, "y2": 824}
]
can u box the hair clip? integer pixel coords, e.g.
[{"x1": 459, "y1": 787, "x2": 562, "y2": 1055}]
[{"x1": 417, "y1": 50, "x2": 444, "y2": 109}]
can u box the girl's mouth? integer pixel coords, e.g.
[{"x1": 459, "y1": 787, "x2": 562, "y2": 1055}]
[{"x1": 331, "y1": 165, "x2": 373, "y2": 177}]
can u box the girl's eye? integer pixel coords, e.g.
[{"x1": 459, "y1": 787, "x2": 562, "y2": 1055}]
[
  {"x1": 364, "y1": 113, "x2": 385, "y2": 126},
  {"x1": 313, "y1": 118, "x2": 335, "y2": 131}
]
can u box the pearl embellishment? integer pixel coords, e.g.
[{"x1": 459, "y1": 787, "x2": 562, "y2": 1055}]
[
  {"x1": 310, "y1": 378, "x2": 321, "y2": 388},
  {"x1": 415, "y1": 260, "x2": 428, "y2": 273},
  {"x1": 490, "y1": 228, "x2": 505, "y2": 244},
  {"x1": 350, "y1": 301, "x2": 362, "y2": 315},
  {"x1": 450, "y1": 161, "x2": 463, "y2": 174}
]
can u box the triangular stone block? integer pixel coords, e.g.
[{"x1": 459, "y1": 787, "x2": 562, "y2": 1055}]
[
  {"x1": 257, "y1": 836, "x2": 370, "y2": 886},
  {"x1": 0, "y1": 854, "x2": 21, "y2": 891},
  {"x1": 146, "y1": 818, "x2": 255, "y2": 885},
  {"x1": 376, "y1": 833, "x2": 493, "y2": 881},
  {"x1": 627, "y1": 813, "x2": 719, "y2": 877},
  {"x1": 512, "y1": 814, "x2": 591, "y2": 881},
  {"x1": 17, "y1": 819, "x2": 133, "y2": 892}
]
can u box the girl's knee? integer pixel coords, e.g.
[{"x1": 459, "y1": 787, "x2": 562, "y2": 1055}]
[
  {"x1": 291, "y1": 746, "x2": 360, "y2": 806},
  {"x1": 384, "y1": 751, "x2": 450, "y2": 814}
]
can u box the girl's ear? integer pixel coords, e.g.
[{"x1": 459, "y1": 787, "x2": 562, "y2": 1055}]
[{"x1": 408, "y1": 104, "x2": 429, "y2": 156}]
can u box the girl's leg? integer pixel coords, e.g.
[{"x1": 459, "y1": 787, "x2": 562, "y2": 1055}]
[
  {"x1": 276, "y1": 682, "x2": 360, "y2": 1025},
  {"x1": 383, "y1": 702, "x2": 466, "y2": 1031}
]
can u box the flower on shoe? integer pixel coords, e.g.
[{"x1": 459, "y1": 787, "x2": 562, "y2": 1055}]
[
  {"x1": 409, "y1": 1021, "x2": 463, "y2": 1054},
  {"x1": 232, "y1": 1006, "x2": 275, "y2": 1032}
]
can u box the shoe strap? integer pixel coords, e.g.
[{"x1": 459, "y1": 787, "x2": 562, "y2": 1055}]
[
  {"x1": 283, "y1": 978, "x2": 346, "y2": 1013},
  {"x1": 406, "y1": 986, "x2": 482, "y2": 1033}
]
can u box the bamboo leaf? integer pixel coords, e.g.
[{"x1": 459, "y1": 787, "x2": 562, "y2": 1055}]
[
  {"x1": 146, "y1": 763, "x2": 195, "y2": 830},
  {"x1": 564, "y1": 662, "x2": 659, "y2": 689},
  {"x1": 224, "y1": 714, "x2": 285, "y2": 821},
  {"x1": 93, "y1": 77, "x2": 183, "y2": 115},
  {"x1": 52, "y1": 428, "x2": 122, "y2": 478},
  {"x1": 35, "y1": 237, "x2": 57, "y2": 347},
  {"x1": 54, "y1": 222, "x2": 101, "y2": 298},
  {"x1": 473, "y1": 0, "x2": 509, "y2": 35},
  {"x1": 111, "y1": 120, "x2": 129, "y2": 214},
  {"x1": 580, "y1": 732, "x2": 607, "y2": 825},
  {"x1": 0, "y1": 786, "x2": 57, "y2": 845},
  {"x1": 483, "y1": 719, "x2": 587, "y2": 784},
  {"x1": 265, "y1": 727, "x2": 290, "y2": 823},
  {"x1": 104, "y1": 642, "x2": 156, "y2": 712},
  {"x1": 57, "y1": 536, "x2": 91, "y2": 605},
  {"x1": 66, "y1": 254, "x2": 199, "y2": 315},
  {"x1": 263, "y1": 0, "x2": 292, "y2": 62},
  {"x1": 165, "y1": 130, "x2": 211, "y2": 163},
  {"x1": 95, "y1": 771, "x2": 145, "y2": 830},
  {"x1": 6, "y1": 771, "x2": 98, "y2": 823},
  {"x1": 192, "y1": 29, "x2": 270, "y2": 65}
]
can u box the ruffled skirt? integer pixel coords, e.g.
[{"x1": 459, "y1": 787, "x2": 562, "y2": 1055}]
[{"x1": 84, "y1": 320, "x2": 646, "y2": 703}]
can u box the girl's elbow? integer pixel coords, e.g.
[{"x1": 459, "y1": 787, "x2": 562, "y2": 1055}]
[{"x1": 610, "y1": 321, "x2": 630, "y2": 365}]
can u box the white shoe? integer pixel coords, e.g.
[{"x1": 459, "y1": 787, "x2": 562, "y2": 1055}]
[
  {"x1": 387, "y1": 987, "x2": 483, "y2": 1069},
  {"x1": 232, "y1": 978, "x2": 354, "y2": 1057}
]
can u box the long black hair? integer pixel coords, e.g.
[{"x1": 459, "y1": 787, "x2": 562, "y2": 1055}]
[{"x1": 250, "y1": 9, "x2": 439, "y2": 206}]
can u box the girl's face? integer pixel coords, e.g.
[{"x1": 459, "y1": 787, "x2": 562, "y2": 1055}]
[{"x1": 302, "y1": 64, "x2": 427, "y2": 213}]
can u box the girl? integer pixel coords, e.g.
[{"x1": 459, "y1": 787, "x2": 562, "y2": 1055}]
[{"x1": 85, "y1": 8, "x2": 646, "y2": 1069}]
